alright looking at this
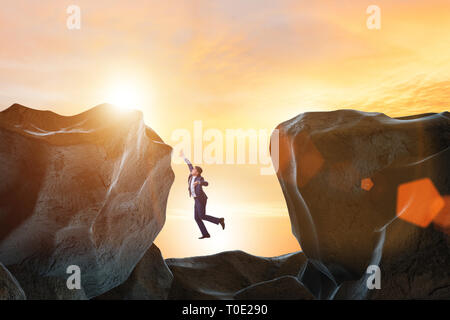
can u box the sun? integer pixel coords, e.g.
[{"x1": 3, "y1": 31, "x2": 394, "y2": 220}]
[{"x1": 105, "y1": 82, "x2": 143, "y2": 111}]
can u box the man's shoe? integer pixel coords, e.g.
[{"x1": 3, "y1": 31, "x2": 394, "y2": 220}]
[
  {"x1": 199, "y1": 235, "x2": 210, "y2": 239},
  {"x1": 219, "y1": 218, "x2": 225, "y2": 230}
]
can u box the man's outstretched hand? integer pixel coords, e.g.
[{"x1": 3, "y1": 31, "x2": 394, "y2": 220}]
[{"x1": 179, "y1": 150, "x2": 184, "y2": 158}]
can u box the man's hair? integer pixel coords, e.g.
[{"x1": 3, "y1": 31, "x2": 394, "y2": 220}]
[{"x1": 195, "y1": 166, "x2": 203, "y2": 175}]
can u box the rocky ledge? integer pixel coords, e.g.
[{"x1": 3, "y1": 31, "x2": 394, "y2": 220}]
[
  {"x1": 0, "y1": 104, "x2": 174, "y2": 299},
  {"x1": 272, "y1": 110, "x2": 450, "y2": 299}
]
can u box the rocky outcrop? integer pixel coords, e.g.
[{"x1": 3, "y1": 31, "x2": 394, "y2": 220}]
[
  {"x1": 272, "y1": 110, "x2": 450, "y2": 299},
  {"x1": 7, "y1": 272, "x2": 88, "y2": 300},
  {"x1": 97, "y1": 244, "x2": 173, "y2": 300},
  {"x1": 166, "y1": 250, "x2": 307, "y2": 299},
  {"x1": 0, "y1": 104, "x2": 174, "y2": 299},
  {"x1": 0, "y1": 263, "x2": 26, "y2": 300},
  {"x1": 234, "y1": 276, "x2": 314, "y2": 300},
  {"x1": 335, "y1": 225, "x2": 450, "y2": 299}
]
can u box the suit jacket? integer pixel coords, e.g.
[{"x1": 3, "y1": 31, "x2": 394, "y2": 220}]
[{"x1": 184, "y1": 158, "x2": 208, "y2": 199}]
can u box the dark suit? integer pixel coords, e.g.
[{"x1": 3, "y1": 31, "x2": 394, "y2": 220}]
[{"x1": 184, "y1": 158, "x2": 220, "y2": 237}]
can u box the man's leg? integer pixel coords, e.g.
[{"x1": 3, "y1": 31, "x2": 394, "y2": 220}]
[
  {"x1": 194, "y1": 198, "x2": 210, "y2": 237},
  {"x1": 200, "y1": 198, "x2": 221, "y2": 225}
]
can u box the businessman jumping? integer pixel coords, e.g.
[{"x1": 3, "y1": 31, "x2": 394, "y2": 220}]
[{"x1": 179, "y1": 150, "x2": 225, "y2": 239}]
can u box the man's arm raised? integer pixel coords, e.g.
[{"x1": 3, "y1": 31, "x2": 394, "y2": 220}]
[{"x1": 179, "y1": 150, "x2": 194, "y2": 172}]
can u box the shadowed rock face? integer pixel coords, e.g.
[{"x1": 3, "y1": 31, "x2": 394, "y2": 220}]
[
  {"x1": 335, "y1": 226, "x2": 450, "y2": 299},
  {"x1": 96, "y1": 244, "x2": 173, "y2": 300},
  {"x1": 0, "y1": 104, "x2": 174, "y2": 299},
  {"x1": 166, "y1": 250, "x2": 307, "y2": 300},
  {"x1": 234, "y1": 276, "x2": 314, "y2": 300},
  {"x1": 0, "y1": 263, "x2": 26, "y2": 300},
  {"x1": 272, "y1": 110, "x2": 450, "y2": 299}
]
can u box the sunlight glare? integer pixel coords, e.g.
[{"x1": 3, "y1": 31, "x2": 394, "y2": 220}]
[{"x1": 105, "y1": 82, "x2": 143, "y2": 111}]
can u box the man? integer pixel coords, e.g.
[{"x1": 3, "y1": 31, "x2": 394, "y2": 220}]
[{"x1": 180, "y1": 150, "x2": 225, "y2": 239}]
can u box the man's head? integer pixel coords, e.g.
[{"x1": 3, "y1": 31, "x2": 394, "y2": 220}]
[{"x1": 191, "y1": 166, "x2": 203, "y2": 176}]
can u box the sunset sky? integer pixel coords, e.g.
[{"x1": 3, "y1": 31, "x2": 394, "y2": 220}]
[{"x1": 0, "y1": 0, "x2": 449, "y2": 258}]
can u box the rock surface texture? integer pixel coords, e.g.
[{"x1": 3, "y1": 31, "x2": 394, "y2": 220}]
[
  {"x1": 0, "y1": 104, "x2": 174, "y2": 299},
  {"x1": 0, "y1": 262, "x2": 26, "y2": 300},
  {"x1": 166, "y1": 250, "x2": 308, "y2": 299},
  {"x1": 273, "y1": 110, "x2": 450, "y2": 299},
  {"x1": 234, "y1": 275, "x2": 314, "y2": 300},
  {"x1": 97, "y1": 244, "x2": 173, "y2": 300}
]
